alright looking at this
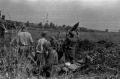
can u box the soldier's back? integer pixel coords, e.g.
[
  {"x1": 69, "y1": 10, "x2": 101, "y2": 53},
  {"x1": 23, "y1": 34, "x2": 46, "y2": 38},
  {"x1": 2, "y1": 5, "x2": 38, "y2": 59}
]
[{"x1": 18, "y1": 32, "x2": 32, "y2": 46}]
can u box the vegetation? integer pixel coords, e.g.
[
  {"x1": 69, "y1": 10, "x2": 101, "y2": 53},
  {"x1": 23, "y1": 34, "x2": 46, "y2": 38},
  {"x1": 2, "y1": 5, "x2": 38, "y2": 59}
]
[{"x1": 1, "y1": 20, "x2": 120, "y2": 79}]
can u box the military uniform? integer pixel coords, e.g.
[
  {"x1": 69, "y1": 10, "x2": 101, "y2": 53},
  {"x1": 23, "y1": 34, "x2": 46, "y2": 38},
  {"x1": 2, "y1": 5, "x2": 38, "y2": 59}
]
[
  {"x1": 41, "y1": 42, "x2": 58, "y2": 77},
  {"x1": 36, "y1": 37, "x2": 49, "y2": 67},
  {"x1": 50, "y1": 36, "x2": 59, "y2": 51},
  {"x1": 64, "y1": 31, "x2": 78, "y2": 63},
  {"x1": 0, "y1": 21, "x2": 5, "y2": 47},
  {"x1": 0, "y1": 24, "x2": 5, "y2": 38},
  {"x1": 17, "y1": 30, "x2": 33, "y2": 61},
  {"x1": 46, "y1": 49, "x2": 58, "y2": 65}
]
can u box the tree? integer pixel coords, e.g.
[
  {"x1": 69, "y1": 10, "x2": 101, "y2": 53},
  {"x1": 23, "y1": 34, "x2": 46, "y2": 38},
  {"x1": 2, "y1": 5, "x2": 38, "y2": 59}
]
[
  {"x1": 38, "y1": 22, "x2": 43, "y2": 27},
  {"x1": 62, "y1": 25, "x2": 66, "y2": 28},
  {"x1": 50, "y1": 22, "x2": 55, "y2": 28},
  {"x1": 105, "y1": 29, "x2": 109, "y2": 32}
]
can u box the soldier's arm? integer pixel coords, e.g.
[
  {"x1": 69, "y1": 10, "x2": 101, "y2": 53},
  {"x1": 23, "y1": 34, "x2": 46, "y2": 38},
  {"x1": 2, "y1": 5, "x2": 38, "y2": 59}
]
[
  {"x1": 36, "y1": 40, "x2": 39, "y2": 50},
  {"x1": 29, "y1": 33, "x2": 34, "y2": 45},
  {"x1": 36, "y1": 40, "x2": 42, "y2": 53}
]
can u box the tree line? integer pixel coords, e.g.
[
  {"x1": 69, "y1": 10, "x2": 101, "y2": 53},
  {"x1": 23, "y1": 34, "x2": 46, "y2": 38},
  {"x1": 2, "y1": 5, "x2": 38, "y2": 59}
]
[{"x1": 5, "y1": 20, "x2": 106, "y2": 32}]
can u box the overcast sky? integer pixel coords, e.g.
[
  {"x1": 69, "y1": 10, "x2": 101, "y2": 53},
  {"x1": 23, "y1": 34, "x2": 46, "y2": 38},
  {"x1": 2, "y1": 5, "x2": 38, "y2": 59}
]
[{"x1": 0, "y1": 0, "x2": 120, "y2": 31}]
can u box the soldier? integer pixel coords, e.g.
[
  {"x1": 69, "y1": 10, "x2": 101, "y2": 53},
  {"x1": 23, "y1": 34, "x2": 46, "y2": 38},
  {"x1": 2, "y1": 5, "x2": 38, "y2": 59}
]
[
  {"x1": 64, "y1": 31, "x2": 78, "y2": 63},
  {"x1": 0, "y1": 17, "x2": 6, "y2": 46},
  {"x1": 41, "y1": 42, "x2": 58, "y2": 77},
  {"x1": 44, "y1": 42, "x2": 58, "y2": 65},
  {"x1": 0, "y1": 22, "x2": 5, "y2": 39},
  {"x1": 1, "y1": 15, "x2": 7, "y2": 30},
  {"x1": 36, "y1": 32, "x2": 49, "y2": 67},
  {"x1": 16, "y1": 24, "x2": 33, "y2": 60}
]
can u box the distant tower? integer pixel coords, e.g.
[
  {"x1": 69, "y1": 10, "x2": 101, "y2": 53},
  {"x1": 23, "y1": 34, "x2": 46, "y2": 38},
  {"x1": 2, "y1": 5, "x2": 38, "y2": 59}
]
[
  {"x1": 43, "y1": 13, "x2": 49, "y2": 29},
  {"x1": 45, "y1": 13, "x2": 49, "y2": 24},
  {"x1": 42, "y1": 13, "x2": 49, "y2": 24}
]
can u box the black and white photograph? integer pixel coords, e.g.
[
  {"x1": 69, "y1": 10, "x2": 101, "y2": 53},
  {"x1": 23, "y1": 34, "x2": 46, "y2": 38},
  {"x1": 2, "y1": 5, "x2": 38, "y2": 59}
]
[{"x1": 0, "y1": 0, "x2": 120, "y2": 79}]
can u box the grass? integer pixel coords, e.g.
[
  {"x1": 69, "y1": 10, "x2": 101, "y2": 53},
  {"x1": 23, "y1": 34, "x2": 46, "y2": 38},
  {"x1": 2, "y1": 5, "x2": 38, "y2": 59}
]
[
  {"x1": 2, "y1": 27, "x2": 120, "y2": 79},
  {"x1": 28, "y1": 27, "x2": 120, "y2": 43}
]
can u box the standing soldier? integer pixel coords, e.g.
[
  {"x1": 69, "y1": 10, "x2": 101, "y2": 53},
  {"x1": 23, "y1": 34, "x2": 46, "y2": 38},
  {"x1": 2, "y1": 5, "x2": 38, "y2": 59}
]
[
  {"x1": 62, "y1": 22, "x2": 79, "y2": 63},
  {"x1": 16, "y1": 24, "x2": 33, "y2": 61},
  {"x1": 0, "y1": 22, "x2": 5, "y2": 46},
  {"x1": 1, "y1": 15, "x2": 7, "y2": 30},
  {"x1": 36, "y1": 32, "x2": 49, "y2": 67},
  {"x1": 0, "y1": 15, "x2": 6, "y2": 46},
  {"x1": 64, "y1": 31, "x2": 78, "y2": 63},
  {"x1": 49, "y1": 36, "x2": 58, "y2": 51},
  {"x1": 41, "y1": 42, "x2": 58, "y2": 77},
  {"x1": 44, "y1": 42, "x2": 58, "y2": 66}
]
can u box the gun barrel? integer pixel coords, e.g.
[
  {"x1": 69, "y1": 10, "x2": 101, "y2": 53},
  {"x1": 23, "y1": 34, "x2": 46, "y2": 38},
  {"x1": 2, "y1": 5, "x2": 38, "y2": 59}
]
[{"x1": 70, "y1": 22, "x2": 79, "y2": 32}]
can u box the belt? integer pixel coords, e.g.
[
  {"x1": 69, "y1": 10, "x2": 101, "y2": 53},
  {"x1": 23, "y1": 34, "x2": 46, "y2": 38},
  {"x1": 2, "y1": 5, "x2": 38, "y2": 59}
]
[
  {"x1": 19, "y1": 44, "x2": 29, "y2": 46},
  {"x1": 36, "y1": 50, "x2": 43, "y2": 54}
]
